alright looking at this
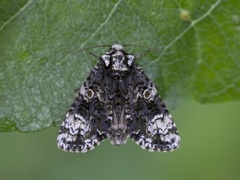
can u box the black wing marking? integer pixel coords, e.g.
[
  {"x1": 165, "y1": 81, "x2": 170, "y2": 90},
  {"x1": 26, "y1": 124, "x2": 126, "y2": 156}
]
[
  {"x1": 57, "y1": 63, "x2": 108, "y2": 153},
  {"x1": 129, "y1": 65, "x2": 180, "y2": 152}
]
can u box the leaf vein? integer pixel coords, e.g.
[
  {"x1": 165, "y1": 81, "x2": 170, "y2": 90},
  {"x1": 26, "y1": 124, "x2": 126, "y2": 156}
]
[
  {"x1": 144, "y1": 0, "x2": 222, "y2": 68},
  {"x1": 0, "y1": 0, "x2": 34, "y2": 32},
  {"x1": 80, "y1": 0, "x2": 122, "y2": 48}
]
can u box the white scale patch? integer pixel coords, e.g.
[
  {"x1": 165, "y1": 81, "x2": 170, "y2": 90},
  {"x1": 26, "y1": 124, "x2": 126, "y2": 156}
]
[
  {"x1": 57, "y1": 133, "x2": 74, "y2": 150},
  {"x1": 57, "y1": 112, "x2": 100, "y2": 152},
  {"x1": 135, "y1": 133, "x2": 180, "y2": 152},
  {"x1": 148, "y1": 114, "x2": 174, "y2": 135},
  {"x1": 126, "y1": 55, "x2": 134, "y2": 66},
  {"x1": 133, "y1": 113, "x2": 180, "y2": 152},
  {"x1": 101, "y1": 55, "x2": 110, "y2": 67}
]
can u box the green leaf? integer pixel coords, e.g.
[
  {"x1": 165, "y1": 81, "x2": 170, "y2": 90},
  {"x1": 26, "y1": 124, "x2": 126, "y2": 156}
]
[{"x1": 1, "y1": 0, "x2": 239, "y2": 132}]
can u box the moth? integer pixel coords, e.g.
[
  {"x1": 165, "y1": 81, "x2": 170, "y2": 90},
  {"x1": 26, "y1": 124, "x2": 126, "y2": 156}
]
[{"x1": 57, "y1": 44, "x2": 180, "y2": 153}]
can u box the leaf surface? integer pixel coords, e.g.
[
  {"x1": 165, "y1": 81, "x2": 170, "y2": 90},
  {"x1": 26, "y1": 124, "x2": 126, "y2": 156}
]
[{"x1": 0, "y1": 0, "x2": 239, "y2": 132}]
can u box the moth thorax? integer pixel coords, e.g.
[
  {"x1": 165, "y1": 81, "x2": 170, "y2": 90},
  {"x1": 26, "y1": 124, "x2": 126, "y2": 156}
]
[
  {"x1": 112, "y1": 53, "x2": 128, "y2": 71},
  {"x1": 111, "y1": 44, "x2": 123, "y2": 50}
]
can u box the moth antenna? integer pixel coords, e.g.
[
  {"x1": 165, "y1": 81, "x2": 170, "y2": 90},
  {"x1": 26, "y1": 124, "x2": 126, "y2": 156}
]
[
  {"x1": 69, "y1": 44, "x2": 159, "y2": 58},
  {"x1": 122, "y1": 44, "x2": 160, "y2": 59},
  {"x1": 89, "y1": 52, "x2": 99, "y2": 59},
  {"x1": 122, "y1": 44, "x2": 152, "y2": 49},
  {"x1": 69, "y1": 44, "x2": 112, "y2": 55},
  {"x1": 134, "y1": 49, "x2": 152, "y2": 59}
]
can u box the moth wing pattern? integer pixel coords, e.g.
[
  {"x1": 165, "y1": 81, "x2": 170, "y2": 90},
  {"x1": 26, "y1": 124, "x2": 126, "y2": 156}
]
[
  {"x1": 129, "y1": 65, "x2": 180, "y2": 152},
  {"x1": 57, "y1": 63, "x2": 107, "y2": 153},
  {"x1": 57, "y1": 44, "x2": 180, "y2": 153}
]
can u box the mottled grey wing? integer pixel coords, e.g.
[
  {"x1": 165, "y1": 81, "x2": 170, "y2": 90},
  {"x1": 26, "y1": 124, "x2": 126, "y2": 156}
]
[
  {"x1": 129, "y1": 65, "x2": 180, "y2": 152},
  {"x1": 57, "y1": 63, "x2": 108, "y2": 153}
]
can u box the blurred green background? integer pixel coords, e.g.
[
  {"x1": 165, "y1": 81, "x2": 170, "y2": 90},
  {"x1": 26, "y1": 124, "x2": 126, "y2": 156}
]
[{"x1": 1, "y1": 101, "x2": 240, "y2": 180}]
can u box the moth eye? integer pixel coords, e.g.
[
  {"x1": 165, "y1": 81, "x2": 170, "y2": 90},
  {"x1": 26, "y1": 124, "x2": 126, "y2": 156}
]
[
  {"x1": 143, "y1": 89, "x2": 151, "y2": 99},
  {"x1": 86, "y1": 89, "x2": 94, "y2": 99}
]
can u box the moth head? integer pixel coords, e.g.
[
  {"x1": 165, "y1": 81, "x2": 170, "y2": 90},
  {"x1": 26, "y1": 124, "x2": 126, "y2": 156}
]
[{"x1": 101, "y1": 44, "x2": 135, "y2": 72}]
